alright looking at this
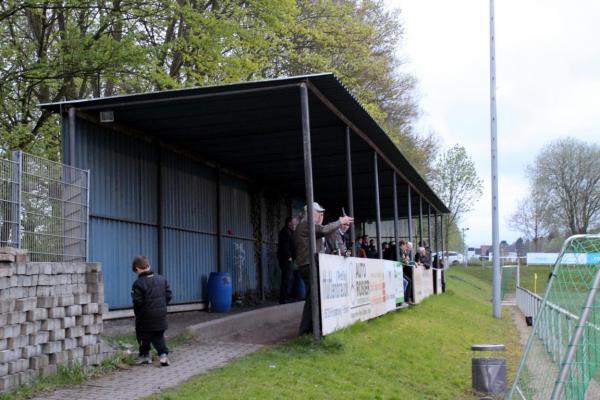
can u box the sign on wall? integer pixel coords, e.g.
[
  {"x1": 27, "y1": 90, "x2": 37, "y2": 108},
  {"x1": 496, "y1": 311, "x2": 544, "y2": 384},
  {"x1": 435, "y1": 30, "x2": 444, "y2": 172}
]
[{"x1": 320, "y1": 254, "x2": 430, "y2": 336}]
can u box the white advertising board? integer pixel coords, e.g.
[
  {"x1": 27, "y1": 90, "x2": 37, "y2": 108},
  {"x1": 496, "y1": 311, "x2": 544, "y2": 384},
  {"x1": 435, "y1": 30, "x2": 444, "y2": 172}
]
[
  {"x1": 527, "y1": 253, "x2": 588, "y2": 265},
  {"x1": 412, "y1": 266, "x2": 434, "y2": 304},
  {"x1": 319, "y1": 254, "x2": 405, "y2": 336}
]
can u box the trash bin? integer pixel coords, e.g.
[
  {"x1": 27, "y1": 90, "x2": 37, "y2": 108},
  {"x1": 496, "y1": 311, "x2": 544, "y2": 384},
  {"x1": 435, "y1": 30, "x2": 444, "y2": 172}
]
[{"x1": 471, "y1": 344, "x2": 507, "y2": 395}]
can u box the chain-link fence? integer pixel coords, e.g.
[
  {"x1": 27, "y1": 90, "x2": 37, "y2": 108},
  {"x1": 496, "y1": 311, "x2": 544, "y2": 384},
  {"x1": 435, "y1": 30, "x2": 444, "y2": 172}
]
[
  {"x1": 0, "y1": 151, "x2": 89, "y2": 261},
  {"x1": 510, "y1": 234, "x2": 600, "y2": 399}
]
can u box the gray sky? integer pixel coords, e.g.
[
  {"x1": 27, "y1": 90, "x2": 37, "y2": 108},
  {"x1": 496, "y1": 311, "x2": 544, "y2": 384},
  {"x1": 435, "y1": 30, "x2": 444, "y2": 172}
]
[{"x1": 386, "y1": 0, "x2": 600, "y2": 248}]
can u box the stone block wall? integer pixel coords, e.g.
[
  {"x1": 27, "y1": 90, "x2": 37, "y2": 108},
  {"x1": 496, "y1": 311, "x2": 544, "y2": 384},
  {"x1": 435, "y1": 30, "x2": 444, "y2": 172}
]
[{"x1": 0, "y1": 249, "x2": 108, "y2": 392}]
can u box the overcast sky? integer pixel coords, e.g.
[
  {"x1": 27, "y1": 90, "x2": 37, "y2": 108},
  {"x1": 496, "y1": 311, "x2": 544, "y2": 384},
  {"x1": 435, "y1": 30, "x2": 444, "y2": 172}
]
[{"x1": 385, "y1": 0, "x2": 600, "y2": 248}]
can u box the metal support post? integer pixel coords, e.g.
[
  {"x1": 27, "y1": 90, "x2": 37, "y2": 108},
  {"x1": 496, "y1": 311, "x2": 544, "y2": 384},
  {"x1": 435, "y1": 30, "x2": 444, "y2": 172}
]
[
  {"x1": 374, "y1": 152, "x2": 382, "y2": 259},
  {"x1": 393, "y1": 174, "x2": 399, "y2": 261},
  {"x1": 216, "y1": 168, "x2": 223, "y2": 272},
  {"x1": 418, "y1": 196, "x2": 423, "y2": 246},
  {"x1": 300, "y1": 83, "x2": 321, "y2": 342},
  {"x1": 407, "y1": 186, "x2": 413, "y2": 258},
  {"x1": 345, "y1": 127, "x2": 355, "y2": 256}
]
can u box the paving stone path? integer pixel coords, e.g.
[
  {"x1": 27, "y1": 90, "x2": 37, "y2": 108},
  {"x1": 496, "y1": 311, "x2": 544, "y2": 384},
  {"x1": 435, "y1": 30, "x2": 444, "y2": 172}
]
[{"x1": 29, "y1": 340, "x2": 262, "y2": 400}]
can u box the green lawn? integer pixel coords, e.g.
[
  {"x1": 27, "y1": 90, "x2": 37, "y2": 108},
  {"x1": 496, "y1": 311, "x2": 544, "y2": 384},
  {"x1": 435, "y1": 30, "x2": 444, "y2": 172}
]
[
  {"x1": 457, "y1": 265, "x2": 554, "y2": 296},
  {"x1": 150, "y1": 268, "x2": 521, "y2": 400}
]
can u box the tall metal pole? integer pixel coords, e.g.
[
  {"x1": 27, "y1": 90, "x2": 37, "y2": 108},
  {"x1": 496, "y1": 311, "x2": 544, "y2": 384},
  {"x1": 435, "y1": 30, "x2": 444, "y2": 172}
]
[
  {"x1": 490, "y1": 0, "x2": 501, "y2": 319},
  {"x1": 393, "y1": 174, "x2": 400, "y2": 261},
  {"x1": 373, "y1": 152, "x2": 382, "y2": 259},
  {"x1": 300, "y1": 83, "x2": 320, "y2": 341},
  {"x1": 68, "y1": 107, "x2": 76, "y2": 166},
  {"x1": 427, "y1": 204, "x2": 432, "y2": 251},
  {"x1": 345, "y1": 127, "x2": 355, "y2": 256}
]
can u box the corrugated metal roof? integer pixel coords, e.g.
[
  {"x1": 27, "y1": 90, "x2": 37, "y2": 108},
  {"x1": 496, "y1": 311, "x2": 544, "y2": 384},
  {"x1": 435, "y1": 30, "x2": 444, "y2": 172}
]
[{"x1": 41, "y1": 73, "x2": 449, "y2": 216}]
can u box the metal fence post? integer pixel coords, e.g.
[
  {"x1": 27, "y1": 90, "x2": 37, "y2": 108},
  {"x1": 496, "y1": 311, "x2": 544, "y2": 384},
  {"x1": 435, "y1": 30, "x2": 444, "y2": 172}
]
[{"x1": 11, "y1": 151, "x2": 22, "y2": 249}]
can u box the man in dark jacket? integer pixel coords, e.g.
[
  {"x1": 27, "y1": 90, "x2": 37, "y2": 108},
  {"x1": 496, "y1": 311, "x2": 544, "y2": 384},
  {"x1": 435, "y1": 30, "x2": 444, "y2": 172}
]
[
  {"x1": 131, "y1": 255, "x2": 172, "y2": 366},
  {"x1": 294, "y1": 202, "x2": 353, "y2": 335},
  {"x1": 277, "y1": 216, "x2": 297, "y2": 304}
]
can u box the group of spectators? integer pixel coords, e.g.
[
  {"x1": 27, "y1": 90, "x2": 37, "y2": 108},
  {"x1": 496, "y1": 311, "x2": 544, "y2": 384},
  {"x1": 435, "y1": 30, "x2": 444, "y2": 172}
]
[{"x1": 277, "y1": 202, "x2": 443, "y2": 335}]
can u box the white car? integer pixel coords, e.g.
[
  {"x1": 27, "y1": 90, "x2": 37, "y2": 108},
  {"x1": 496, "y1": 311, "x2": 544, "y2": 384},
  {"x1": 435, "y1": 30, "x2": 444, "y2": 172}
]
[{"x1": 437, "y1": 251, "x2": 464, "y2": 265}]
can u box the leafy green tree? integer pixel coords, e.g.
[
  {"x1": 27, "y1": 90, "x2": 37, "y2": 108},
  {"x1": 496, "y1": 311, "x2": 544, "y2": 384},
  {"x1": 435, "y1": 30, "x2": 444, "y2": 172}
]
[
  {"x1": 429, "y1": 144, "x2": 483, "y2": 252},
  {"x1": 0, "y1": 0, "x2": 431, "y2": 176}
]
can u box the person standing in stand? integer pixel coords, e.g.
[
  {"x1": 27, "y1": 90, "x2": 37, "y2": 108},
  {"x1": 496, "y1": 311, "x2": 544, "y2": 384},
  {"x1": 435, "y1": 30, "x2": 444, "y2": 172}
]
[
  {"x1": 277, "y1": 216, "x2": 297, "y2": 304},
  {"x1": 294, "y1": 202, "x2": 354, "y2": 335}
]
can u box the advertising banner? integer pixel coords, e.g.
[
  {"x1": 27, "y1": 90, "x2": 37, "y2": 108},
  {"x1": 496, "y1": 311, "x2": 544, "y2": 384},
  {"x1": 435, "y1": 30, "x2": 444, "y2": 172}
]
[{"x1": 319, "y1": 254, "x2": 406, "y2": 336}]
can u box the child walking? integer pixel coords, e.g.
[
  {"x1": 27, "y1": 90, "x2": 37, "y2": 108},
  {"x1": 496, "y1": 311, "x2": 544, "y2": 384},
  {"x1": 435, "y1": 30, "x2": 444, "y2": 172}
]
[{"x1": 131, "y1": 255, "x2": 172, "y2": 366}]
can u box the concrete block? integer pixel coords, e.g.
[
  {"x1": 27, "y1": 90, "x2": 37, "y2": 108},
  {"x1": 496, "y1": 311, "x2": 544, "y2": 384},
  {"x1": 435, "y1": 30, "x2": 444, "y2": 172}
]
[
  {"x1": 37, "y1": 296, "x2": 57, "y2": 308},
  {"x1": 74, "y1": 263, "x2": 87, "y2": 274},
  {"x1": 85, "y1": 272, "x2": 103, "y2": 284},
  {"x1": 18, "y1": 369, "x2": 36, "y2": 386},
  {"x1": 66, "y1": 326, "x2": 85, "y2": 339},
  {"x1": 8, "y1": 286, "x2": 23, "y2": 299},
  {"x1": 0, "y1": 277, "x2": 10, "y2": 289},
  {"x1": 39, "y1": 263, "x2": 53, "y2": 275},
  {"x1": 9, "y1": 358, "x2": 29, "y2": 374},
  {"x1": 0, "y1": 299, "x2": 16, "y2": 314},
  {"x1": 0, "y1": 248, "x2": 16, "y2": 256},
  {"x1": 58, "y1": 294, "x2": 75, "y2": 307},
  {"x1": 7, "y1": 311, "x2": 26, "y2": 325},
  {"x1": 21, "y1": 322, "x2": 37, "y2": 335},
  {"x1": 51, "y1": 263, "x2": 65, "y2": 274},
  {"x1": 37, "y1": 274, "x2": 56, "y2": 286},
  {"x1": 91, "y1": 293, "x2": 104, "y2": 304},
  {"x1": 48, "y1": 307, "x2": 66, "y2": 319},
  {"x1": 15, "y1": 263, "x2": 26, "y2": 274},
  {"x1": 67, "y1": 347, "x2": 84, "y2": 361},
  {"x1": 78, "y1": 335, "x2": 97, "y2": 347},
  {"x1": 0, "y1": 363, "x2": 7, "y2": 376},
  {"x1": 0, "y1": 349, "x2": 19, "y2": 363},
  {"x1": 21, "y1": 345, "x2": 42, "y2": 358},
  {"x1": 36, "y1": 286, "x2": 53, "y2": 297},
  {"x1": 85, "y1": 324, "x2": 101, "y2": 335},
  {"x1": 57, "y1": 274, "x2": 70, "y2": 285},
  {"x1": 0, "y1": 374, "x2": 19, "y2": 391},
  {"x1": 63, "y1": 338, "x2": 77, "y2": 351},
  {"x1": 25, "y1": 263, "x2": 40, "y2": 275},
  {"x1": 25, "y1": 287, "x2": 37, "y2": 297},
  {"x1": 29, "y1": 331, "x2": 49, "y2": 346},
  {"x1": 61, "y1": 316, "x2": 76, "y2": 329},
  {"x1": 66, "y1": 305, "x2": 82, "y2": 317},
  {"x1": 17, "y1": 275, "x2": 32, "y2": 287},
  {"x1": 27, "y1": 308, "x2": 48, "y2": 322},
  {"x1": 0, "y1": 265, "x2": 15, "y2": 277},
  {"x1": 38, "y1": 364, "x2": 57, "y2": 378},
  {"x1": 0, "y1": 253, "x2": 15, "y2": 263},
  {"x1": 83, "y1": 345, "x2": 98, "y2": 356},
  {"x1": 8, "y1": 335, "x2": 29, "y2": 350},
  {"x1": 41, "y1": 319, "x2": 61, "y2": 331},
  {"x1": 0, "y1": 325, "x2": 19, "y2": 340},
  {"x1": 0, "y1": 314, "x2": 6, "y2": 326},
  {"x1": 95, "y1": 314, "x2": 103, "y2": 325},
  {"x1": 83, "y1": 303, "x2": 99, "y2": 314},
  {"x1": 76, "y1": 315, "x2": 94, "y2": 326},
  {"x1": 0, "y1": 339, "x2": 7, "y2": 351},
  {"x1": 100, "y1": 303, "x2": 109, "y2": 315},
  {"x1": 49, "y1": 329, "x2": 65, "y2": 341},
  {"x1": 49, "y1": 350, "x2": 67, "y2": 365},
  {"x1": 29, "y1": 354, "x2": 49, "y2": 370},
  {"x1": 42, "y1": 341, "x2": 62, "y2": 355},
  {"x1": 74, "y1": 293, "x2": 91, "y2": 305},
  {"x1": 86, "y1": 283, "x2": 103, "y2": 293}
]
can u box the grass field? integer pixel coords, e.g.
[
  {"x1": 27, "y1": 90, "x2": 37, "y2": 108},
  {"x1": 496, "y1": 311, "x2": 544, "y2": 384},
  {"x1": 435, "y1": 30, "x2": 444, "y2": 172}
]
[
  {"x1": 456, "y1": 265, "x2": 554, "y2": 296},
  {"x1": 151, "y1": 268, "x2": 521, "y2": 400}
]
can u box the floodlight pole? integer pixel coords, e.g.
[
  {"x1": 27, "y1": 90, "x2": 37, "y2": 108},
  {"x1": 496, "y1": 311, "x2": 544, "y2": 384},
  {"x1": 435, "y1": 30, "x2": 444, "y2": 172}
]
[{"x1": 490, "y1": 0, "x2": 501, "y2": 318}]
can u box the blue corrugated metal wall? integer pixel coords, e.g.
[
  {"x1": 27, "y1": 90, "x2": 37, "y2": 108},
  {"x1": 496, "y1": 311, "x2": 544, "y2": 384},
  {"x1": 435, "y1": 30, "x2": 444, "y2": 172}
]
[
  {"x1": 71, "y1": 117, "x2": 294, "y2": 309},
  {"x1": 161, "y1": 150, "x2": 218, "y2": 303}
]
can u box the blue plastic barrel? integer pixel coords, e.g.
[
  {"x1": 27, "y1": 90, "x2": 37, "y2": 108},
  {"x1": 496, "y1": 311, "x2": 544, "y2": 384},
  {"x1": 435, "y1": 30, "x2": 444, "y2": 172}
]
[
  {"x1": 207, "y1": 272, "x2": 232, "y2": 313},
  {"x1": 293, "y1": 270, "x2": 306, "y2": 300}
]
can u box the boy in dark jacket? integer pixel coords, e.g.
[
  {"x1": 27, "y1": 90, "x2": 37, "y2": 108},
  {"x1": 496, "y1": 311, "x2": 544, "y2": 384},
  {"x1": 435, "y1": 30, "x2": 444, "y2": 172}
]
[{"x1": 131, "y1": 255, "x2": 172, "y2": 366}]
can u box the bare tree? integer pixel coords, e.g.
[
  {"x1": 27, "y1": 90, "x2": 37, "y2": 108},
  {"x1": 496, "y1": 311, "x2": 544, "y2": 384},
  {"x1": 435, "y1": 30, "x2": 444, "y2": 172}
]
[
  {"x1": 528, "y1": 138, "x2": 600, "y2": 235},
  {"x1": 507, "y1": 192, "x2": 552, "y2": 251}
]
